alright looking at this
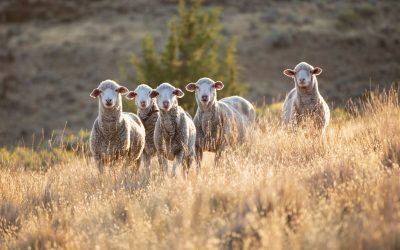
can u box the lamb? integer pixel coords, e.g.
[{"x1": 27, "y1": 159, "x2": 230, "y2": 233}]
[
  {"x1": 185, "y1": 77, "x2": 256, "y2": 167},
  {"x1": 282, "y1": 62, "x2": 330, "y2": 136},
  {"x1": 125, "y1": 84, "x2": 160, "y2": 174},
  {"x1": 89, "y1": 80, "x2": 145, "y2": 173},
  {"x1": 151, "y1": 83, "x2": 196, "y2": 177}
]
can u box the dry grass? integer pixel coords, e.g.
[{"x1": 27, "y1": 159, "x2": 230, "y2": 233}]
[{"x1": 1, "y1": 90, "x2": 400, "y2": 249}]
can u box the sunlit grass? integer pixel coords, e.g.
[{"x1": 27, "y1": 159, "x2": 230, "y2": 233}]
[{"x1": 0, "y1": 89, "x2": 400, "y2": 249}]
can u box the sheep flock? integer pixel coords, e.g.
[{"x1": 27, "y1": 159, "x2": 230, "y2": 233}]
[{"x1": 89, "y1": 61, "x2": 330, "y2": 177}]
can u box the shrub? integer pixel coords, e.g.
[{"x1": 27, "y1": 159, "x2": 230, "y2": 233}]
[
  {"x1": 266, "y1": 29, "x2": 293, "y2": 49},
  {"x1": 128, "y1": 0, "x2": 245, "y2": 112},
  {"x1": 337, "y1": 9, "x2": 359, "y2": 26},
  {"x1": 256, "y1": 102, "x2": 282, "y2": 121},
  {"x1": 336, "y1": 3, "x2": 377, "y2": 28},
  {"x1": 61, "y1": 129, "x2": 90, "y2": 154},
  {"x1": 331, "y1": 107, "x2": 352, "y2": 123},
  {"x1": 0, "y1": 146, "x2": 74, "y2": 172}
]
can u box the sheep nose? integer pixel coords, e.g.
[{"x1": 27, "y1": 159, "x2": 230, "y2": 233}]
[
  {"x1": 105, "y1": 99, "x2": 112, "y2": 105},
  {"x1": 140, "y1": 101, "x2": 146, "y2": 107},
  {"x1": 201, "y1": 95, "x2": 208, "y2": 102},
  {"x1": 163, "y1": 101, "x2": 170, "y2": 108},
  {"x1": 299, "y1": 78, "x2": 305, "y2": 83}
]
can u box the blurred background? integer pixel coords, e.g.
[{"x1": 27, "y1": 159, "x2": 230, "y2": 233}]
[{"x1": 1, "y1": 0, "x2": 399, "y2": 146}]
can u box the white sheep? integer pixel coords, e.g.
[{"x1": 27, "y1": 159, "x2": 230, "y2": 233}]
[
  {"x1": 282, "y1": 62, "x2": 330, "y2": 136},
  {"x1": 151, "y1": 83, "x2": 196, "y2": 177},
  {"x1": 89, "y1": 80, "x2": 145, "y2": 173},
  {"x1": 126, "y1": 84, "x2": 159, "y2": 175},
  {"x1": 185, "y1": 77, "x2": 256, "y2": 167}
]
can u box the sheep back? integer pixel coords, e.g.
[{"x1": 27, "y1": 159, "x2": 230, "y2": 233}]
[
  {"x1": 195, "y1": 96, "x2": 255, "y2": 152},
  {"x1": 220, "y1": 96, "x2": 256, "y2": 126}
]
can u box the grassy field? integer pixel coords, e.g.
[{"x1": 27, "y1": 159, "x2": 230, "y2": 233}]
[{"x1": 1, "y1": 89, "x2": 400, "y2": 249}]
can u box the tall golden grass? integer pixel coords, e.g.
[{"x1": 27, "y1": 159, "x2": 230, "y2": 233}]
[{"x1": 0, "y1": 89, "x2": 399, "y2": 249}]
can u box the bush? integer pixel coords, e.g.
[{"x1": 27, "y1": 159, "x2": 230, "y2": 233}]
[
  {"x1": 61, "y1": 129, "x2": 90, "y2": 154},
  {"x1": 256, "y1": 102, "x2": 282, "y2": 120},
  {"x1": 129, "y1": 0, "x2": 245, "y2": 112},
  {"x1": 336, "y1": 3, "x2": 377, "y2": 28},
  {"x1": 331, "y1": 107, "x2": 352, "y2": 124},
  {"x1": 355, "y1": 2, "x2": 377, "y2": 18},
  {"x1": 266, "y1": 29, "x2": 293, "y2": 48},
  {"x1": 337, "y1": 9, "x2": 359, "y2": 26},
  {"x1": 0, "y1": 147, "x2": 75, "y2": 172}
]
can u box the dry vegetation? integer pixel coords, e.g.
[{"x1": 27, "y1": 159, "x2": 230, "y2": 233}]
[
  {"x1": 1, "y1": 89, "x2": 400, "y2": 249},
  {"x1": 2, "y1": 0, "x2": 400, "y2": 145}
]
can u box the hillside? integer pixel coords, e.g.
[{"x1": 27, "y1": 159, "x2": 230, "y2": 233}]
[{"x1": 1, "y1": 0, "x2": 400, "y2": 145}]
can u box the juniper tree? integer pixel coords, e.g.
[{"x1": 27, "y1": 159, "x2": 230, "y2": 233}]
[{"x1": 130, "y1": 0, "x2": 245, "y2": 112}]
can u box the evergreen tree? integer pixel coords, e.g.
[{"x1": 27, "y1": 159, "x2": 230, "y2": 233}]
[{"x1": 130, "y1": 0, "x2": 245, "y2": 112}]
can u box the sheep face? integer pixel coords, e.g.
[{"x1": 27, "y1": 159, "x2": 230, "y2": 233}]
[
  {"x1": 186, "y1": 77, "x2": 224, "y2": 109},
  {"x1": 150, "y1": 83, "x2": 184, "y2": 112},
  {"x1": 126, "y1": 84, "x2": 153, "y2": 110},
  {"x1": 90, "y1": 80, "x2": 128, "y2": 109},
  {"x1": 283, "y1": 62, "x2": 322, "y2": 90}
]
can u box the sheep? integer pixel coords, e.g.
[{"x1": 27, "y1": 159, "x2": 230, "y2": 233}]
[
  {"x1": 185, "y1": 77, "x2": 256, "y2": 167},
  {"x1": 89, "y1": 80, "x2": 145, "y2": 173},
  {"x1": 282, "y1": 62, "x2": 330, "y2": 136},
  {"x1": 151, "y1": 83, "x2": 196, "y2": 177},
  {"x1": 125, "y1": 84, "x2": 160, "y2": 175}
]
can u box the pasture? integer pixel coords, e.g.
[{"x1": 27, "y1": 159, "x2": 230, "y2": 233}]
[{"x1": 1, "y1": 90, "x2": 399, "y2": 249}]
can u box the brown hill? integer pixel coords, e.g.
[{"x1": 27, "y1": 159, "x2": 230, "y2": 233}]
[{"x1": 1, "y1": 0, "x2": 399, "y2": 146}]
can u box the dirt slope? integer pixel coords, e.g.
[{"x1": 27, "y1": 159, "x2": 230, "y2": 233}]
[{"x1": 1, "y1": 0, "x2": 399, "y2": 146}]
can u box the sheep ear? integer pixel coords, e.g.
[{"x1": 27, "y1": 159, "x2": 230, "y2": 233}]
[
  {"x1": 185, "y1": 83, "x2": 197, "y2": 92},
  {"x1": 126, "y1": 91, "x2": 137, "y2": 100},
  {"x1": 90, "y1": 88, "x2": 101, "y2": 98},
  {"x1": 312, "y1": 67, "x2": 322, "y2": 75},
  {"x1": 173, "y1": 88, "x2": 185, "y2": 98},
  {"x1": 214, "y1": 81, "x2": 224, "y2": 91},
  {"x1": 149, "y1": 90, "x2": 159, "y2": 98},
  {"x1": 116, "y1": 86, "x2": 129, "y2": 95},
  {"x1": 283, "y1": 69, "x2": 295, "y2": 77}
]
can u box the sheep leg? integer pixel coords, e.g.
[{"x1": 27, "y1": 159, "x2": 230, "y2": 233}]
[
  {"x1": 133, "y1": 159, "x2": 141, "y2": 173},
  {"x1": 214, "y1": 143, "x2": 226, "y2": 167},
  {"x1": 157, "y1": 153, "x2": 168, "y2": 175},
  {"x1": 95, "y1": 155, "x2": 105, "y2": 173},
  {"x1": 214, "y1": 132, "x2": 228, "y2": 167},
  {"x1": 214, "y1": 150, "x2": 223, "y2": 166},
  {"x1": 123, "y1": 149, "x2": 139, "y2": 174},
  {"x1": 172, "y1": 150, "x2": 184, "y2": 178},
  {"x1": 97, "y1": 162, "x2": 104, "y2": 174},
  {"x1": 188, "y1": 149, "x2": 195, "y2": 170},
  {"x1": 184, "y1": 153, "x2": 194, "y2": 178},
  {"x1": 141, "y1": 152, "x2": 151, "y2": 177},
  {"x1": 181, "y1": 157, "x2": 189, "y2": 179},
  {"x1": 194, "y1": 117, "x2": 204, "y2": 173},
  {"x1": 195, "y1": 144, "x2": 203, "y2": 172}
]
